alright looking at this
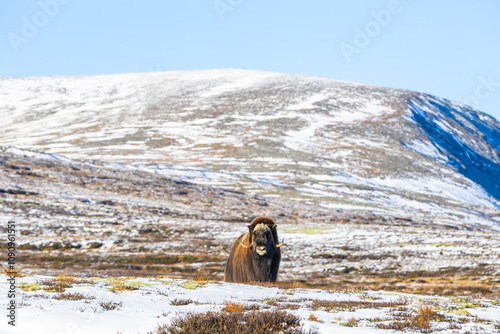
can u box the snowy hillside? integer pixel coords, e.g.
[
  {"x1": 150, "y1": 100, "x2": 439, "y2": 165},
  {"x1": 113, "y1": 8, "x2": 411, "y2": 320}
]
[
  {"x1": 1, "y1": 148, "x2": 499, "y2": 292},
  {"x1": 1, "y1": 69, "x2": 499, "y2": 229},
  {"x1": 2, "y1": 70, "x2": 500, "y2": 333},
  {"x1": 1, "y1": 274, "x2": 499, "y2": 334}
]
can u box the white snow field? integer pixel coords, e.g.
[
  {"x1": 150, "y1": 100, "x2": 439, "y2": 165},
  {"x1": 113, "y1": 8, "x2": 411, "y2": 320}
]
[{"x1": 1, "y1": 274, "x2": 499, "y2": 334}]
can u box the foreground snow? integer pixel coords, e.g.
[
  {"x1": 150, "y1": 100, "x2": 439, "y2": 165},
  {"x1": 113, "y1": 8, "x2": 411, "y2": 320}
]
[{"x1": 1, "y1": 275, "x2": 499, "y2": 333}]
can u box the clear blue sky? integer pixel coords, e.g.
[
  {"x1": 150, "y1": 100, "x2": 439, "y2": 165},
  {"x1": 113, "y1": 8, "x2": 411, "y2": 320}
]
[{"x1": 1, "y1": 0, "x2": 499, "y2": 120}]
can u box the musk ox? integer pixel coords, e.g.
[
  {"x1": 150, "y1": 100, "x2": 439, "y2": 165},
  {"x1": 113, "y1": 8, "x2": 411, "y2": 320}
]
[{"x1": 224, "y1": 217, "x2": 283, "y2": 283}]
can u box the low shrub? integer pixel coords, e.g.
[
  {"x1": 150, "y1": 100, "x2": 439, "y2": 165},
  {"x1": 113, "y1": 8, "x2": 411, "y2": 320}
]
[
  {"x1": 377, "y1": 304, "x2": 447, "y2": 332},
  {"x1": 38, "y1": 274, "x2": 78, "y2": 292},
  {"x1": 149, "y1": 310, "x2": 306, "y2": 334},
  {"x1": 98, "y1": 300, "x2": 123, "y2": 311},
  {"x1": 54, "y1": 292, "x2": 94, "y2": 301},
  {"x1": 107, "y1": 277, "x2": 144, "y2": 292},
  {"x1": 341, "y1": 317, "x2": 358, "y2": 327},
  {"x1": 170, "y1": 298, "x2": 195, "y2": 306}
]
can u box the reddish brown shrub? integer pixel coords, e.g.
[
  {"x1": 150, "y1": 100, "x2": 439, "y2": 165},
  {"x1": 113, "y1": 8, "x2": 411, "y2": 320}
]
[{"x1": 149, "y1": 310, "x2": 306, "y2": 334}]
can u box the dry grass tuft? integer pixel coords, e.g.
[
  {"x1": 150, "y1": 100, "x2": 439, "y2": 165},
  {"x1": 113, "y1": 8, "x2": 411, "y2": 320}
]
[
  {"x1": 54, "y1": 292, "x2": 94, "y2": 301},
  {"x1": 341, "y1": 317, "x2": 358, "y2": 327},
  {"x1": 170, "y1": 298, "x2": 195, "y2": 306},
  {"x1": 1, "y1": 266, "x2": 23, "y2": 277},
  {"x1": 98, "y1": 300, "x2": 123, "y2": 311},
  {"x1": 196, "y1": 273, "x2": 213, "y2": 284},
  {"x1": 414, "y1": 304, "x2": 435, "y2": 329},
  {"x1": 222, "y1": 301, "x2": 246, "y2": 313},
  {"x1": 38, "y1": 273, "x2": 78, "y2": 292},
  {"x1": 107, "y1": 277, "x2": 144, "y2": 292},
  {"x1": 308, "y1": 314, "x2": 323, "y2": 323},
  {"x1": 310, "y1": 298, "x2": 408, "y2": 312},
  {"x1": 377, "y1": 304, "x2": 447, "y2": 332},
  {"x1": 221, "y1": 301, "x2": 260, "y2": 313}
]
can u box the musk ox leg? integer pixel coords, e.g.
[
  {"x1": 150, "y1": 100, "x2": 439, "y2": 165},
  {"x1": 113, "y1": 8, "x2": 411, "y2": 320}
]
[
  {"x1": 224, "y1": 254, "x2": 235, "y2": 282},
  {"x1": 223, "y1": 269, "x2": 232, "y2": 282},
  {"x1": 269, "y1": 251, "x2": 281, "y2": 282}
]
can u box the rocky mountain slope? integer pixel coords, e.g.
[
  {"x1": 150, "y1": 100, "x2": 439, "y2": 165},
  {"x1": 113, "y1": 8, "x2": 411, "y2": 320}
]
[
  {"x1": 1, "y1": 69, "x2": 499, "y2": 230},
  {"x1": 3, "y1": 147, "x2": 500, "y2": 292}
]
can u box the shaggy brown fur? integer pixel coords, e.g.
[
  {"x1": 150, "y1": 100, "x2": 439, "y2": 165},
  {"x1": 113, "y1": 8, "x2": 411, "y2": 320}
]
[{"x1": 224, "y1": 217, "x2": 281, "y2": 283}]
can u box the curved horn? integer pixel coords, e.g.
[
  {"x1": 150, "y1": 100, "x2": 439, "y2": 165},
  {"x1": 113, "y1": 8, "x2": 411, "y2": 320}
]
[
  {"x1": 240, "y1": 240, "x2": 253, "y2": 249},
  {"x1": 274, "y1": 239, "x2": 284, "y2": 248}
]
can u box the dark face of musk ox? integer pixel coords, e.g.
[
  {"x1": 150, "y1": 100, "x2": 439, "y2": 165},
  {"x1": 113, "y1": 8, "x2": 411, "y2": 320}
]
[{"x1": 249, "y1": 223, "x2": 277, "y2": 258}]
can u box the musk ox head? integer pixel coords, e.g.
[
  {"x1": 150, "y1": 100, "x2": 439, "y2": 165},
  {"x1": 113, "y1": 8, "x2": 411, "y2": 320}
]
[{"x1": 240, "y1": 217, "x2": 283, "y2": 257}]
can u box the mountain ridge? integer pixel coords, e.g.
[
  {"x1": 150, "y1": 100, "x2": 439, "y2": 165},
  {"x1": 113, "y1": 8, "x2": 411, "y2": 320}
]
[{"x1": 1, "y1": 69, "x2": 499, "y2": 229}]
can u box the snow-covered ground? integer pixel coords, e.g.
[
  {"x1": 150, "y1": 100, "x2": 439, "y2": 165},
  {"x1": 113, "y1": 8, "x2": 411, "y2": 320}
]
[{"x1": 1, "y1": 274, "x2": 499, "y2": 334}]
